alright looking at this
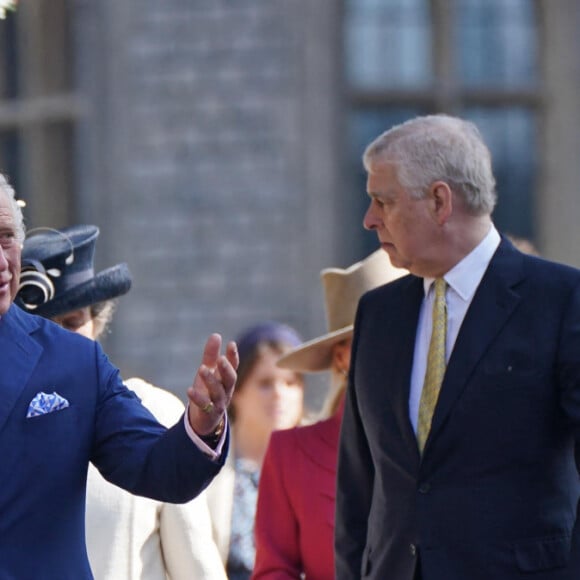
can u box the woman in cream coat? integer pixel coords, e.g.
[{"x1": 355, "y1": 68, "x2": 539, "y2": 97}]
[{"x1": 86, "y1": 375, "x2": 226, "y2": 580}]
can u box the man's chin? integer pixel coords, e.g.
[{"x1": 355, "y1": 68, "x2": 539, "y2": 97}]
[{"x1": 381, "y1": 244, "x2": 401, "y2": 264}]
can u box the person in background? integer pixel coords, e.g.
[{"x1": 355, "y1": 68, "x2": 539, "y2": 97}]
[
  {"x1": 506, "y1": 234, "x2": 540, "y2": 256},
  {"x1": 252, "y1": 249, "x2": 407, "y2": 580},
  {"x1": 335, "y1": 114, "x2": 580, "y2": 580},
  {"x1": 0, "y1": 176, "x2": 237, "y2": 578},
  {"x1": 17, "y1": 224, "x2": 228, "y2": 580},
  {"x1": 206, "y1": 321, "x2": 305, "y2": 580}
]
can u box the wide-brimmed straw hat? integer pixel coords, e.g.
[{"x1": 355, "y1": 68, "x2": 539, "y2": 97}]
[
  {"x1": 16, "y1": 224, "x2": 132, "y2": 318},
  {"x1": 277, "y1": 249, "x2": 407, "y2": 372}
]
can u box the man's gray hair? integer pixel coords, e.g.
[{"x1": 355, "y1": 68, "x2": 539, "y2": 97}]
[
  {"x1": 363, "y1": 114, "x2": 497, "y2": 216},
  {"x1": 0, "y1": 173, "x2": 25, "y2": 241}
]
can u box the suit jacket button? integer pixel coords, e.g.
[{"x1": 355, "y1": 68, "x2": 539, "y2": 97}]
[
  {"x1": 409, "y1": 543, "x2": 417, "y2": 557},
  {"x1": 418, "y1": 482, "x2": 431, "y2": 494}
]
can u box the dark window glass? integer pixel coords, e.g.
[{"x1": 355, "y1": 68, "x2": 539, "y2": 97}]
[
  {"x1": 0, "y1": 0, "x2": 76, "y2": 227},
  {"x1": 0, "y1": 13, "x2": 18, "y2": 99},
  {"x1": 0, "y1": 130, "x2": 20, "y2": 193},
  {"x1": 456, "y1": 0, "x2": 539, "y2": 88},
  {"x1": 344, "y1": 0, "x2": 432, "y2": 90},
  {"x1": 465, "y1": 107, "x2": 537, "y2": 239}
]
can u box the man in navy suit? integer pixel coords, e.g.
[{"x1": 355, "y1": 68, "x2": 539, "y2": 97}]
[
  {"x1": 0, "y1": 173, "x2": 238, "y2": 578},
  {"x1": 335, "y1": 115, "x2": 580, "y2": 579}
]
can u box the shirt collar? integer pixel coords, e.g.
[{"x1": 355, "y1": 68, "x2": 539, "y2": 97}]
[{"x1": 423, "y1": 224, "x2": 501, "y2": 300}]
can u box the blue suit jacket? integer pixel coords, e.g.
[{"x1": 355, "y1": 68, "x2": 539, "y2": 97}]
[
  {"x1": 336, "y1": 239, "x2": 580, "y2": 580},
  {"x1": 0, "y1": 305, "x2": 227, "y2": 579}
]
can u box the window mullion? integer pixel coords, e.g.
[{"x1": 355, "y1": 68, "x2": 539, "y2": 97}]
[{"x1": 432, "y1": 0, "x2": 461, "y2": 112}]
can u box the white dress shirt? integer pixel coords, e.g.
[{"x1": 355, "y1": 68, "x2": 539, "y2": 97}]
[{"x1": 409, "y1": 226, "x2": 501, "y2": 432}]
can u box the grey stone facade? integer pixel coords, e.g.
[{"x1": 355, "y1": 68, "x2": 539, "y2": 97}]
[{"x1": 73, "y1": 0, "x2": 346, "y2": 407}]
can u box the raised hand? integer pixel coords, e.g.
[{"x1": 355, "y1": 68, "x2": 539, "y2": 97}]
[{"x1": 187, "y1": 333, "x2": 238, "y2": 437}]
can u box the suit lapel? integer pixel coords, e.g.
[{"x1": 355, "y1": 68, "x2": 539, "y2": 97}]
[
  {"x1": 381, "y1": 275, "x2": 425, "y2": 458},
  {"x1": 426, "y1": 240, "x2": 524, "y2": 448},
  {"x1": 0, "y1": 305, "x2": 43, "y2": 435}
]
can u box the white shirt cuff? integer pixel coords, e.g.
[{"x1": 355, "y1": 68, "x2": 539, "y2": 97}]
[{"x1": 183, "y1": 405, "x2": 228, "y2": 461}]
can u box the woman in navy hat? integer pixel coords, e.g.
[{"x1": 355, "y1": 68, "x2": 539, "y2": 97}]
[{"x1": 17, "y1": 225, "x2": 228, "y2": 580}]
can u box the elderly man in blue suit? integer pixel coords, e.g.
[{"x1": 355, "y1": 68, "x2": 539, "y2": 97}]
[
  {"x1": 0, "y1": 174, "x2": 238, "y2": 579},
  {"x1": 335, "y1": 115, "x2": 580, "y2": 580}
]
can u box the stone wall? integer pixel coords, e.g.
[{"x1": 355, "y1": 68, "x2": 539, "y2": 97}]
[{"x1": 73, "y1": 0, "x2": 346, "y2": 408}]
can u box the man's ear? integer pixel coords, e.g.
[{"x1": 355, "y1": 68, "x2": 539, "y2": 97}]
[{"x1": 429, "y1": 181, "x2": 453, "y2": 225}]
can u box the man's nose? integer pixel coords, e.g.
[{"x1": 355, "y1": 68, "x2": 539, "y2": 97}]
[{"x1": 363, "y1": 205, "x2": 378, "y2": 231}]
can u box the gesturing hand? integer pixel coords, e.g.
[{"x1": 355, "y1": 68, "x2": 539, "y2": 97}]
[{"x1": 187, "y1": 333, "x2": 238, "y2": 437}]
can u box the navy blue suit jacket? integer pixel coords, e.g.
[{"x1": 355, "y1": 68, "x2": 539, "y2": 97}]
[
  {"x1": 0, "y1": 305, "x2": 227, "y2": 579},
  {"x1": 336, "y1": 239, "x2": 580, "y2": 580}
]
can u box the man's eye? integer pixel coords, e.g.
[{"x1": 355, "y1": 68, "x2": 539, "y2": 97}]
[{"x1": 0, "y1": 232, "x2": 16, "y2": 247}]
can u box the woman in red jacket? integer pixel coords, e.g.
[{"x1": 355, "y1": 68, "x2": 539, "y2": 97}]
[{"x1": 252, "y1": 250, "x2": 406, "y2": 579}]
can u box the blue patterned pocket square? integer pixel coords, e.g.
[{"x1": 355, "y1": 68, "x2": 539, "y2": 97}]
[{"x1": 26, "y1": 391, "x2": 70, "y2": 418}]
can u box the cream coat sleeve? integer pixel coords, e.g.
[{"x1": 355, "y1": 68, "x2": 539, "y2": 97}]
[
  {"x1": 125, "y1": 378, "x2": 227, "y2": 580},
  {"x1": 161, "y1": 493, "x2": 227, "y2": 580}
]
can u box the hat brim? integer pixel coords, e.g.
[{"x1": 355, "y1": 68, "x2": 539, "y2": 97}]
[
  {"x1": 30, "y1": 263, "x2": 132, "y2": 318},
  {"x1": 276, "y1": 326, "x2": 354, "y2": 372}
]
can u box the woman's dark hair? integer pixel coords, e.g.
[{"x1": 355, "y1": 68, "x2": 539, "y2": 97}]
[{"x1": 229, "y1": 321, "x2": 303, "y2": 421}]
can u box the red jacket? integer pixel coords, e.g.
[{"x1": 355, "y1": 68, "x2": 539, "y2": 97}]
[{"x1": 252, "y1": 407, "x2": 343, "y2": 580}]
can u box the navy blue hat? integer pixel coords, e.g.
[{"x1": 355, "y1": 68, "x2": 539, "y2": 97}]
[
  {"x1": 16, "y1": 225, "x2": 132, "y2": 318},
  {"x1": 235, "y1": 321, "x2": 303, "y2": 364}
]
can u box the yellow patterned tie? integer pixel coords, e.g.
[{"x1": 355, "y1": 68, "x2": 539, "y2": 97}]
[{"x1": 417, "y1": 278, "x2": 447, "y2": 453}]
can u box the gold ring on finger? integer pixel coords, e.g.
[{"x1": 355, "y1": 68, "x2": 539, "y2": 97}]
[{"x1": 202, "y1": 401, "x2": 214, "y2": 414}]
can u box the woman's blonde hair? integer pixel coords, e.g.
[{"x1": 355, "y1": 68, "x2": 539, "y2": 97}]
[
  {"x1": 308, "y1": 338, "x2": 350, "y2": 422},
  {"x1": 91, "y1": 299, "x2": 118, "y2": 341},
  {"x1": 318, "y1": 368, "x2": 347, "y2": 420}
]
